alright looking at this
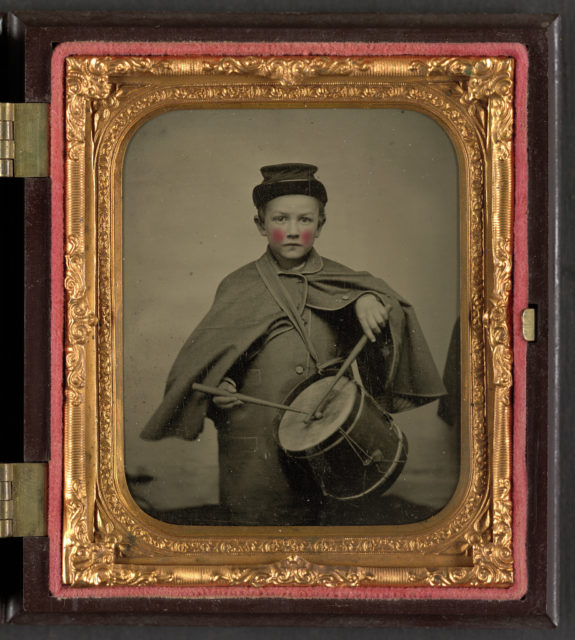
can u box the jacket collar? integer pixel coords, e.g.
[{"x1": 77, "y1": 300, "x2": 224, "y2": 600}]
[{"x1": 261, "y1": 246, "x2": 323, "y2": 275}]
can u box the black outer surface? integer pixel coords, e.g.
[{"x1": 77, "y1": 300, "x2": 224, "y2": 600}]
[{"x1": 0, "y1": 5, "x2": 569, "y2": 632}]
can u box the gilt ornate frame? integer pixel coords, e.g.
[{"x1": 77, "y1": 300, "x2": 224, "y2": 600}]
[{"x1": 58, "y1": 50, "x2": 520, "y2": 593}]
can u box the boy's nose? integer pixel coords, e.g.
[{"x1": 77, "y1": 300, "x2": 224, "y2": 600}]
[{"x1": 286, "y1": 221, "x2": 299, "y2": 237}]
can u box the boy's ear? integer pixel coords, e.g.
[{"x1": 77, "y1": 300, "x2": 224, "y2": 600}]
[{"x1": 254, "y1": 216, "x2": 267, "y2": 236}]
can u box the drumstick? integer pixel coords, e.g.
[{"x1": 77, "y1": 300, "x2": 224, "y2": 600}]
[
  {"x1": 191, "y1": 383, "x2": 310, "y2": 415},
  {"x1": 304, "y1": 334, "x2": 370, "y2": 425}
]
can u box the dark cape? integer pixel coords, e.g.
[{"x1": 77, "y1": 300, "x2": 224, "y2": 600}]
[{"x1": 141, "y1": 250, "x2": 446, "y2": 442}]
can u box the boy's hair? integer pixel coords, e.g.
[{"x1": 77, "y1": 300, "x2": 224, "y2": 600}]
[{"x1": 256, "y1": 202, "x2": 326, "y2": 226}]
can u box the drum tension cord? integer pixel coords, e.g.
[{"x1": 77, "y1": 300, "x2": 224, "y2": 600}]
[{"x1": 305, "y1": 334, "x2": 382, "y2": 467}]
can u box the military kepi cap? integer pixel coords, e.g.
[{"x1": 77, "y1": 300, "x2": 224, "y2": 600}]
[{"x1": 252, "y1": 163, "x2": 328, "y2": 208}]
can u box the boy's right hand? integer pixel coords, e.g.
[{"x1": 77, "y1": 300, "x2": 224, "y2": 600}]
[
  {"x1": 354, "y1": 293, "x2": 389, "y2": 343},
  {"x1": 212, "y1": 379, "x2": 244, "y2": 409}
]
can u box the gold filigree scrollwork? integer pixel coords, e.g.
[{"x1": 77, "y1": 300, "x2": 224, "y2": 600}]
[
  {"x1": 411, "y1": 57, "x2": 514, "y2": 148},
  {"x1": 471, "y1": 480, "x2": 513, "y2": 585},
  {"x1": 418, "y1": 480, "x2": 512, "y2": 587},
  {"x1": 63, "y1": 55, "x2": 515, "y2": 589},
  {"x1": 64, "y1": 234, "x2": 97, "y2": 407},
  {"x1": 408, "y1": 453, "x2": 513, "y2": 586},
  {"x1": 212, "y1": 555, "x2": 376, "y2": 588},
  {"x1": 466, "y1": 59, "x2": 514, "y2": 160},
  {"x1": 489, "y1": 238, "x2": 513, "y2": 403},
  {"x1": 85, "y1": 72, "x2": 488, "y2": 560},
  {"x1": 65, "y1": 483, "x2": 117, "y2": 587},
  {"x1": 65, "y1": 483, "x2": 174, "y2": 587},
  {"x1": 203, "y1": 56, "x2": 372, "y2": 85},
  {"x1": 66, "y1": 57, "x2": 174, "y2": 155}
]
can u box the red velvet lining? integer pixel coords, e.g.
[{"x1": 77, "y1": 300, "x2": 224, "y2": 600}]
[{"x1": 49, "y1": 41, "x2": 529, "y2": 601}]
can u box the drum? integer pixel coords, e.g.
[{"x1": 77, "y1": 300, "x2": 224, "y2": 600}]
[
  {"x1": 277, "y1": 375, "x2": 408, "y2": 501},
  {"x1": 277, "y1": 376, "x2": 407, "y2": 500}
]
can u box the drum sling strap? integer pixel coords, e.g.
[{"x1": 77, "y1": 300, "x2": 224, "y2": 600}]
[
  {"x1": 257, "y1": 257, "x2": 403, "y2": 475},
  {"x1": 255, "y1": 256, "x2": 321, "y2": 367}
]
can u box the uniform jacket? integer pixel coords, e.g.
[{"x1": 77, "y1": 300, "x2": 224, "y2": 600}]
[{"x1": 141, "y1": 249, "x2": 446, "y2": 443}]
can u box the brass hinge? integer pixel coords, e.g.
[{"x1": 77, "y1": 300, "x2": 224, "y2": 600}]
[
  {"x1": 0, "y1": 463, "x2": 47, "y2": 537},
  {"x1": 0, "y1": 103, "x2": 49, "y2": 177}
]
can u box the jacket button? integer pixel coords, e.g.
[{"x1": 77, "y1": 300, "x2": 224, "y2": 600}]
[
  {"x1": 342, "y1": 294, "x2": 350, "y2": 300},
  {"x1": 295, "y1": 365, "x2": 304, "y2": 374}
]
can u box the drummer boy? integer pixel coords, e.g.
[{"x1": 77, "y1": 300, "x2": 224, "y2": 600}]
[{"x1": 142, "y1": 163, "x2": 445, "y2": 525}]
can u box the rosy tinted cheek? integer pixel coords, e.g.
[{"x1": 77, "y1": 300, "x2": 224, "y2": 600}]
[
  {"x1": 300, "y1": 230, "x2": 314, "y2": 246},
  {"x1": 271, "y1": 229, "x2": 284, "y2": 243}
]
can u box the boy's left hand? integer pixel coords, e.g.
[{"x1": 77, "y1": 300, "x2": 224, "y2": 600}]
[{"x1": 354, "y1": 294, "x2": 389, "y2": 343}]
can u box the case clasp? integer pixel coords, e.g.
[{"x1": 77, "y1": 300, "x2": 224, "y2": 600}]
[{"x1": 521, "y1": 307, "x2": 536, "y2": 342}]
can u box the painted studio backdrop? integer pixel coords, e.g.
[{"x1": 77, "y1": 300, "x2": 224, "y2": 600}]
[{"x1": 122, "y1": 107, "x2": 460, "y2": 522}]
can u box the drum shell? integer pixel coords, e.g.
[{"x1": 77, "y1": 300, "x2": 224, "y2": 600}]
[{"x1": 279, "y1": 378, "x2": 408, "y2": 501}]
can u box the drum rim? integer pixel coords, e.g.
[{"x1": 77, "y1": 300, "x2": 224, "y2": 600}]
[
  {"x1": 322, "y1": 424, "x2": 408, "y2": 501},
  {"x1": 277, "y1": 375, "x2": 410, "y2": 502},
  {"x1": 277, "y1": 373, "x2": 362, "y2": 457}
]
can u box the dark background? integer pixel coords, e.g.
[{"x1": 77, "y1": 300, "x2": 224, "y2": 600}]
[{"x1": 0, "y1": 0, "x2": 572, "y2": 638}]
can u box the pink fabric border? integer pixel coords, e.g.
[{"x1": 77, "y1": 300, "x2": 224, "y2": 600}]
[{"x1": 49, "y1": 41, "x2": 529, "y2": 602}]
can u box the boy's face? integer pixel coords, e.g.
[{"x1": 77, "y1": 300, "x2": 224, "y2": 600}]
[{"x1": 255, "y1": 195, "x2": 324, "y2": 269}]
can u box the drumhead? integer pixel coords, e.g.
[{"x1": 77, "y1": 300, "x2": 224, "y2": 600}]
[{"x1": 277, "y1": 376, "x2": 357, "y2": 453}]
